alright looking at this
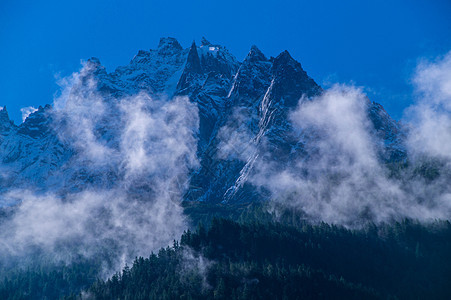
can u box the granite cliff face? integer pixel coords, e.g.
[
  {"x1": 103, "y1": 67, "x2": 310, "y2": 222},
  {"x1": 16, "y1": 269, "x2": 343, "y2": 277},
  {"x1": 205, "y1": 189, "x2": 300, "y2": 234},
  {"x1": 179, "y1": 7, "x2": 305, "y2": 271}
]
[{"x1": 0, "y1": 37, "x2": 405, "y2": 204}]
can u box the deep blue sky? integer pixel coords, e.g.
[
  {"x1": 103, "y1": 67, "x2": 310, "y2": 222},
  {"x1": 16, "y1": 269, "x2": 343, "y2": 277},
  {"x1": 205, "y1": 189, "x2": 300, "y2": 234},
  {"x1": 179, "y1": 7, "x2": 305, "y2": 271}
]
[{"x1": 1, "y1": 0, "x2": 450, "y2": 123}]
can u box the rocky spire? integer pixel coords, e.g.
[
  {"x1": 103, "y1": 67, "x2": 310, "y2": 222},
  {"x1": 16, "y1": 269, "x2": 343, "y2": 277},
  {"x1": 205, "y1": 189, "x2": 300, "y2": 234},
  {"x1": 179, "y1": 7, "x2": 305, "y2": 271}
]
[
  {"x1": 200, "y1": 37, "x2": 211, "y2": 46},
  {"x1": 270, "y1": 50, "x2": 321, "y2": 105},
  {"x1": 176, "y1": 41, "x2": 202, "y2": 93},
  {"x1": 0, "y1": 106, "x2": 15, "y2": 133},
  {"x1": 227, "y1": 45, "x2": 271, "y2": 100},
  {"x1": 18, "y1": 104, "x2": 52, "y2": 138},
  {"x1": 157, "y1": 37, "x2": 183, "y2": 55},
  {"x1": 0, "y1": 106, "x2": 10, "y2": 122},
  {"x1": 185, "y1": 41, "x2": 202, "y2": 73},
  {"x1": 245, "y1": 45, "x2": 267, "y2": 63},
  {"x1": 86, "y1": 57, "x2": 107, "y2": 77}
]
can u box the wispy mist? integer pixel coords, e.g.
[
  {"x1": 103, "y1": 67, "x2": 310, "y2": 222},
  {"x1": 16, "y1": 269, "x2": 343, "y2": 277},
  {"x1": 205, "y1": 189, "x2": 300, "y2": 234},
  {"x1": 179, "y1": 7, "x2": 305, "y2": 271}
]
[
  {"x1": 251, "y1": 86, "x2": 408, "y2": 226},
  {"x1": 0, "y1": 61, "x2": 199, "y2": 275},
  {"x1": 406, "y1": 51, "x2": 451, "y2": 160},
  {"x1": 217, "y1": 107, "x2": 257, "y2": 161},
  {"x1": 20, "y1": 106, "x2": 38, "y2": 123},
  {"x1": 223, "y1": 52, "x2": 451, "y2": 227},
  {"x1": 1, "y1": 49, "x2": 450, "y2": 277}
]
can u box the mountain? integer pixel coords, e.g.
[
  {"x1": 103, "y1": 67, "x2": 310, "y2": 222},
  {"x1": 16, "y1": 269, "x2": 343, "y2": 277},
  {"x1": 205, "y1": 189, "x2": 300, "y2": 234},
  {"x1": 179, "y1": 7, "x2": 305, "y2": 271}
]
[{"x1": 0, "y1": 37, "x2": 405, "y2": 204}]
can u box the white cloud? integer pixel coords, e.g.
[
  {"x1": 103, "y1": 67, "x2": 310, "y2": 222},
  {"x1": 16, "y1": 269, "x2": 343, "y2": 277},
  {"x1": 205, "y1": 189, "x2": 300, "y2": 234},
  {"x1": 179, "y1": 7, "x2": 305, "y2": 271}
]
[
  {"x1": 0, "y1": 61, "x2": 200, "y2": 276},
  {"x1": 216, "y1": 107, "x2": 257, "y2": 161},
  {"x1": 20, "y1": 106, "x2": 38, "y2": 122},
  {"x1": 2, "y1": 49, "x2": 451, "y2": 276},
  {"x1": 251, "y1": 84, "x2": 451, "y2": 226},
  {"x1": 406, "y1": 51, "x2": 451, "y2": 160}
]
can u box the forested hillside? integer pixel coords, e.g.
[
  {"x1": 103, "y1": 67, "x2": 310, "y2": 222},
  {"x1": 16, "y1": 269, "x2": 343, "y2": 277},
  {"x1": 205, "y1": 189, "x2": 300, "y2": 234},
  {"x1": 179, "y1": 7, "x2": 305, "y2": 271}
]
[{"x1": 2, "y1": 205, "x2": 450, "y2": 299}]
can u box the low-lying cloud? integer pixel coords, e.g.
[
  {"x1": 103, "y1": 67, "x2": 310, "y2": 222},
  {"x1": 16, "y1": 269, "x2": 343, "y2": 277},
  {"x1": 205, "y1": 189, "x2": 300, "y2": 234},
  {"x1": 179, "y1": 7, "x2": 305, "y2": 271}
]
[
  {"x1": 0, "y1": 61, "x2": 199, "y2": 275},
  {"x1": 217, "y1": 107, "x2": 257, "y2": 161},
  {"x1": 20, "y1": 106, "x2": 38, "y2": 123},
  {"x1": 1, "y1": 49, "x2": 451, "y2": 276},
  {"x1": 222, "y1": 52, "x2": 451, "y2": 227},
  {"x1": 406, "y1": 51, "x2": 451, "y2": 160}
]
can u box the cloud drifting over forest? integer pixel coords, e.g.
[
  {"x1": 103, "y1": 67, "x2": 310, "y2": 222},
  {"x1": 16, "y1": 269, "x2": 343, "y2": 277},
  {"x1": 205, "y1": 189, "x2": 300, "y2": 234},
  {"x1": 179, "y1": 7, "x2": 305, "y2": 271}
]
[
  {"x1": 0, "y1": 61, "x2": 199, "y2": 275},
  {"x1": 0, "y1": 50, "x2": 450, "y2": 275},
  {"x1": 406, "y1": 51, "x2": 451, "y2": 160},
  {"x1": 245, "y1": 52, "x2": 451, "y2": 227}
]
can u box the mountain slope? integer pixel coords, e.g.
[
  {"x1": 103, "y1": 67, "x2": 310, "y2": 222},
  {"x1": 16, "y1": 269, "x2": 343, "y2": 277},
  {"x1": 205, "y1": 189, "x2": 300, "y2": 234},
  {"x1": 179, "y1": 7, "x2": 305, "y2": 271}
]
[{"x1": 0, "y1": 37, "x2": 405, "y2": 204}]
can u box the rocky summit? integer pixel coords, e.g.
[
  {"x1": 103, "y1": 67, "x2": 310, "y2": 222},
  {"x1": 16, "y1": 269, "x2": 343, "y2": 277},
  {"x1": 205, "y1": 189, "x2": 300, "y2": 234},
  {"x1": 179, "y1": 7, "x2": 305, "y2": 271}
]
[{"x1": 0, "y1": 37, "x2": 404, "y2": 203}]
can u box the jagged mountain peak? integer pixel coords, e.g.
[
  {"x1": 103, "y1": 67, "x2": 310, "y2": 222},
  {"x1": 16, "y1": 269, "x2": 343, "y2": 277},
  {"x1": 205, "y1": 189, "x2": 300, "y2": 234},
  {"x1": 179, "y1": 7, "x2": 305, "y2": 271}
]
[
  {"x1": 133, "y1": 49, "x2": 151, "y2": 59},
  {"x1": 0, "y1": 37, "x2": 405, "y2": 205},
  {"x1": 0, "y1": 106, "x2": 9, "y2": 116},
  {"x1": 156, "y1": 37, "x2": 184, "y2": 57},
  {"x1": 85, "y1": 57, "x2": 107, "y2": 78},
  {"x1": 37, "y1": 104, "x2": 52, "y2": 112},
  {"x1": 87, "y1": 57, "x2": 101, "y2": 65},
  {"x1": 271, "y1": 50, "x2": 318, "y2": 90},
  {"x1": 158, "y1": 37, "x2": 183, "y2": 51},
  {"x1": 22, "y1": 105, "x2": 50, "y2": 125},
  {"x1": 270, "y1": 50, "x2": 309, "y2": 77},
  {"x1": 18, "y1": 104, "x2": 53, "y2": 138},
  {"x1": 0, "y1": 106, "x2": 12, "y2": 121},
  {"x1": 0, "y1": 106, "x2": 14, "y2": 131},
  {"x1": 227, "y1": 45, "x2": 272, "y2": 100},
  {"x1": 129, "y1": 49, "x2": 156, "y2": 66},
  {"x1": 201, "y1": 37, "x2": 211, "y2": 46},
  {"x1": 273, "y1": 50, "x2": 298, "y2": 68},
  {"x1": 187, "y1": 41, "x2": 205, "y2": 72},
  {"x1": 175, "y1": 41, "x2": 202, "y2": 93},
  {"x1": 185, "y1": 41, "x2": 202, "y2": 73},
  {"x1": 245, "y1": 45, "x2": 268, "y2": 63},
  {"x1": 197, "y1": 41, "x2": 240, "y2": 79}
]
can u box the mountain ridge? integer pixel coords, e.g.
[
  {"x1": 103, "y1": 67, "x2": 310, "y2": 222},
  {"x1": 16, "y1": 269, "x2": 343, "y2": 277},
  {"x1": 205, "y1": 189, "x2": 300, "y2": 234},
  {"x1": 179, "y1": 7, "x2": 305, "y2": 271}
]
[{"x1": 0, "y1": 37, "x2": 404, "y2": 204}]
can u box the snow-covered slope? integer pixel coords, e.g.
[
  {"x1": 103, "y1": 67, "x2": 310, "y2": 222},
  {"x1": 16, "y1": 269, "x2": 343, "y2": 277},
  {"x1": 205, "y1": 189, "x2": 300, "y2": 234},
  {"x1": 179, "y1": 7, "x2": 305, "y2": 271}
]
[{"x1": 0, "y1": 37, "x2": 405, "y2": 204}]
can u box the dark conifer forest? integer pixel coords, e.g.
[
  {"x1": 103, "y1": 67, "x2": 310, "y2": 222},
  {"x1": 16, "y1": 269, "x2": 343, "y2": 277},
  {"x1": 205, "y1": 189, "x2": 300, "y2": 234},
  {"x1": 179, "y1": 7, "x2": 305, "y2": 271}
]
[
  {"x1": 1, "y1": 27, "x2": 451, "y2": 300},
  {"x1": 1, "y1": 204, "x2": 450, "y2": 299}
]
